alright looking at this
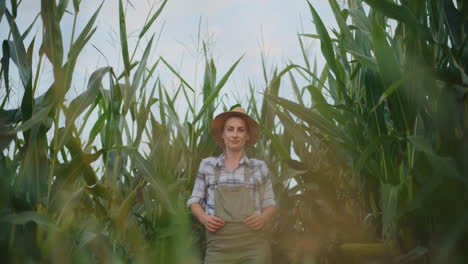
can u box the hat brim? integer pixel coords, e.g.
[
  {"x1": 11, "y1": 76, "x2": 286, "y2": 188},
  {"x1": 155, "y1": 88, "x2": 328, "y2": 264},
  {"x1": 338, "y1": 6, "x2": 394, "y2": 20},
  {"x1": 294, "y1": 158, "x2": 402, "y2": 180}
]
[{"x1": 211, "y1": 111, "x2": 260, "y2": 148}]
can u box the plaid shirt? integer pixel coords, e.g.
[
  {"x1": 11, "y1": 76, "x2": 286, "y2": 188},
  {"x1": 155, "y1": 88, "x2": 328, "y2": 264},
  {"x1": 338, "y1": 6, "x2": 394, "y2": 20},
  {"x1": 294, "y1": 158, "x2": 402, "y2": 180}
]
[{"x1": 187, "y1": 153, "x2": 276, "y2": 215}]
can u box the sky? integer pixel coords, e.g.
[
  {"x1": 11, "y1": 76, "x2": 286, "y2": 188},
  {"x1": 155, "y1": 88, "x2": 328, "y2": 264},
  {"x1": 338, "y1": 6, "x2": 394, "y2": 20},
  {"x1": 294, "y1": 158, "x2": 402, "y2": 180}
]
[
  {"x1": 0, "y1": 0, "x2": 341, "y2": 179},
  {"x1": 0, "y1": 0, "x2": 338, "y2": 114}
]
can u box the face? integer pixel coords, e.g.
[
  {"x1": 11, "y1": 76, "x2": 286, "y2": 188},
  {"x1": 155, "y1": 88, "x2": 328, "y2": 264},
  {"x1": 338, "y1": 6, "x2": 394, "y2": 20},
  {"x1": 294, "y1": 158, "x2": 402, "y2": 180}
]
[{"x1": 221, "y1": 117, "x2": 250, "y2": 151}]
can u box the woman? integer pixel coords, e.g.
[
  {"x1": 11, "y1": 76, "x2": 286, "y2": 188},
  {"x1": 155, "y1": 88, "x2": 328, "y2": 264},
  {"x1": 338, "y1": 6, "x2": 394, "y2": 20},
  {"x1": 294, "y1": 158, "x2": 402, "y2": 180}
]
[{"x1": 187, "y1": 107, "x2": 277, "y2": 264}]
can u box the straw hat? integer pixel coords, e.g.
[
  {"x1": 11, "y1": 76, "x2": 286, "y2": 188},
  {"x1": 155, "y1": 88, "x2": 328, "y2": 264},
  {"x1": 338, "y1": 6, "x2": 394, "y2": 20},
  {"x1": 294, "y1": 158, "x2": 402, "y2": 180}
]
[{"x1": 211, "y1": 107, "x2": 260, "y2": 148}]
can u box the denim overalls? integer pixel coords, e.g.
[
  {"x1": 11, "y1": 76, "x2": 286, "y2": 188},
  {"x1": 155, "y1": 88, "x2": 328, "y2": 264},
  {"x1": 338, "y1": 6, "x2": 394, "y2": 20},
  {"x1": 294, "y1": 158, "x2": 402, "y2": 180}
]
[{"x1": 204, "y1": 165, "x2": 271, "y2": 264}]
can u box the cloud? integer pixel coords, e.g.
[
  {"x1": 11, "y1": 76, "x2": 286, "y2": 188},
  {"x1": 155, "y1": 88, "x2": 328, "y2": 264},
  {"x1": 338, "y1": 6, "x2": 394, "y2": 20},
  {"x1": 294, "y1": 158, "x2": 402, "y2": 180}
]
[{"x1": 1, "y1": 0, "x2": 333, "y2": 107}]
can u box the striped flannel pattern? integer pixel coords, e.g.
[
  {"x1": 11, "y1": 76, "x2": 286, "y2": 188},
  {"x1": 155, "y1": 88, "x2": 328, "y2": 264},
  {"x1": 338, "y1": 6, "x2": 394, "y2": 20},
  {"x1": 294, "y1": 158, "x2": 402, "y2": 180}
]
[{"x1": 187, "y1": 153, "x2": 276, "y2": 215}]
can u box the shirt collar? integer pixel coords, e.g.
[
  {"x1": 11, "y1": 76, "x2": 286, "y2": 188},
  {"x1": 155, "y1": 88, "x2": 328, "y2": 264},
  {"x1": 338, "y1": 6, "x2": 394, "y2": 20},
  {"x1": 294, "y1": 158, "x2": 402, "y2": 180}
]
[{"x1": 215, "y1": 152, "x2": 250, "y2": 167}]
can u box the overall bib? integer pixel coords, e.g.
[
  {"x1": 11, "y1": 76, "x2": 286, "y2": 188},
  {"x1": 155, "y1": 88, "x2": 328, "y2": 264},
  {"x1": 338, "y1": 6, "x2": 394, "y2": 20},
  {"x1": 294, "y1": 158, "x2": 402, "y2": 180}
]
[{"x1": 204, "y1": 166, "x2": 271, "y2": 264}]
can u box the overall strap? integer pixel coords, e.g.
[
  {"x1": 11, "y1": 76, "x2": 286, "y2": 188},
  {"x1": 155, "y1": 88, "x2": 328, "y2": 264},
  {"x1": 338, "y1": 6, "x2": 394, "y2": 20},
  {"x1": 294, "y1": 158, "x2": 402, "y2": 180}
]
[
  {"x1": 244, "y1": 163, "x2": 251, "y2": 183},
  {"x1": 215, "y1": 165, "x2": 221, "y2": 184}
]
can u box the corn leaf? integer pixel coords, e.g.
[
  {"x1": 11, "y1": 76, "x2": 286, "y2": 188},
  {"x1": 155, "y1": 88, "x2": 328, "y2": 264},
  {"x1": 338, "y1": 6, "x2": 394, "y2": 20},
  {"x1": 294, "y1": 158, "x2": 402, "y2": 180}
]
[
  {"x1": 14, "y1": 105, "x2": 51, "y2": 132},
  {"x1": 57, "y1": 0, "x2": 70, "y2": 21},
  {"x1": 72, "y1": 0, "x2": 80, "y2": 13},
  {"x1": 40, "y1": 0, "x2": 63, "y2": 69},
  {"x1": 119, "y1": 0, "x2": 130, "y2": 77},
  {"x1": 381, "y1": 184, "x2": 400, "y2": 237},
  {"x1": 86, "y1": 110, "x2": 106, "y2": 147},
  {"x1": 132, "y1": 152, "x2": 174, "y2": 213},
  {"x1": 348, "y1": 8, "x2": 372, "y2": 34},
  {"x1": 363, "y1": 0, "x2": 432, "y2": 41},
  {"x1": 2, "y1": 211, "x2": 58, "y2": 231},
  {"x1": 193, "y1": 55, "x2": 243, "y2": 124},
  {"x1": 5, "y1": 11, "x2": 31, "y2": 88},
  {"x1": 10, "y1": 0, "x2": 17, "y2": 17},
  {"x1": 68, "y1": 2, "x2": 102, "y2": 60},
  {"x1": 58, "y1": 67, "x2": 112, "y2": 151},
  {"x1": 160, "y1": 57, "x2": 194, "y2": 92},
  {"x1": 264, "y1": 128, "x2": 290, "y2": 161},
  {"x1": 21, "y1": 13, "x2": 40, "y2": 40},
  {"x1": 307, "y1": 1, "x2": 338, "y2": 80},
  {"x1": 371, "y1": 22, "x2": 401, "y2": 88},
  {"x1": 1, "y1": 40, "x2": 9, "y2": 99},
  {"x1": 267, "y1": 95, "x2": 349, "y2": 144},
  {"x1": 139, "y1": 0, "x2": 168, "y2": 38},
  {"x1": 124, "y1": 35, "x2": 154, "y2": 115},
  {"x1": 0, "y1": 0, "x2": 5, "y2": 21}
]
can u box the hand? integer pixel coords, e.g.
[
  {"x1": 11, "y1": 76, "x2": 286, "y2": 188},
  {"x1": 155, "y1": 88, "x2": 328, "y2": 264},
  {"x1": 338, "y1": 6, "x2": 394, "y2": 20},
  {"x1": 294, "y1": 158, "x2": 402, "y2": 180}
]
[
  {"x1": 243, "y1": 214, "x2": 266, "y2": 230},
  {"x1": 202, "y1": 215, "x2": 225, "y2": 232}
]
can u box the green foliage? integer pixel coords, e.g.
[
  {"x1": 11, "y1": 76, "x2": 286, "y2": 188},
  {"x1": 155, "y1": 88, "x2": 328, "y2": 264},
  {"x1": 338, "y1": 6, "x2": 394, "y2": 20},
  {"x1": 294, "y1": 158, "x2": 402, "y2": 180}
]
[
  {"x1": 0, "y1": 0, "x2": 466, "y2": 263},
  {"x1": 266, "y1": 0, "x2": 468, "y2": 262},
  {"x1": 0, "y1": 0, "x2": 203, "y2": 262}
]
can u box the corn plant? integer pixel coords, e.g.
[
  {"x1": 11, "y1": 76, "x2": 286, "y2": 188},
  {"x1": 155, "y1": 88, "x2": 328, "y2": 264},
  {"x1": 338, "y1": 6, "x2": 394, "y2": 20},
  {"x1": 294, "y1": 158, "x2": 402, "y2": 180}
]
[
  {"x1": 1, "y1": 0, "x2": 466, "y2": 263},
  {"x1": 0, "y1": 0, "x2": 243, "y2": 262},
  {"x1": 266, "y1": 0, "x2": 467, "y2": 263}
]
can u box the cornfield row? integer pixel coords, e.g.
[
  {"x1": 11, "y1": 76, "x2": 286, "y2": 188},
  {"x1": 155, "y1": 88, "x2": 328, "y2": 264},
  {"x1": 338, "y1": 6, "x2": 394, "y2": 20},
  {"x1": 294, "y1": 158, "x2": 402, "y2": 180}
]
[{"x1": 0, "y1": 0, "x2": 466, "y2": 263}]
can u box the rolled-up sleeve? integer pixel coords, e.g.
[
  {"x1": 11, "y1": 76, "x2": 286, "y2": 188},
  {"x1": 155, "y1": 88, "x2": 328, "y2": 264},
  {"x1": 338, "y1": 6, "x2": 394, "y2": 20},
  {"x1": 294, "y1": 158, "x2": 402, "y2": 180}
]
[
  {"x1": 186, "y1": 160, "x2": 207, "y2": 209},
  {"x1": 260, "y1": 161, "x2": 276, "y2": 209}
]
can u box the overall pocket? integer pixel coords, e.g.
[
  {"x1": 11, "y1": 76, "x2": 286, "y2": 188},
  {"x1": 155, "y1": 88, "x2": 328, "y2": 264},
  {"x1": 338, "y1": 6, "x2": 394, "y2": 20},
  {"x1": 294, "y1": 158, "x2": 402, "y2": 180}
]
[{"x1": 214, "y1": 185, "x2": 255, "y2": 222}]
